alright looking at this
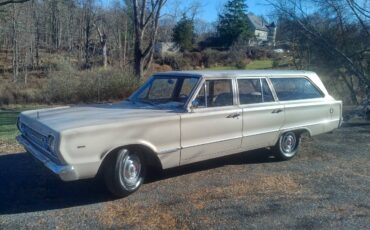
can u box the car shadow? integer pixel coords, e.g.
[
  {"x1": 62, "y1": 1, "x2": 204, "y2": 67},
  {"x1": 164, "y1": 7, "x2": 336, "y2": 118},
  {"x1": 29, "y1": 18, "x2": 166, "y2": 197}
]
[
  {"x1": 0, "y1": 152, "x2": 111, "y2": 215},
  {"x1": 146, "y1": 148, "x2": 278, "y2": 182},
  {"x1": 0, "y1": 149, "x2": 278, "y2": 214}
]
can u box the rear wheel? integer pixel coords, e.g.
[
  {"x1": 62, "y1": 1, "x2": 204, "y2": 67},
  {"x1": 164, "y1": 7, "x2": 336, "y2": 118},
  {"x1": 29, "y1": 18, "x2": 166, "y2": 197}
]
[
  {"x1": 103, "y1": 148, "x2": 146, "y2": 197},
  {"x1": 273, "y1": 132, "x2": 300, "y2": 160}
]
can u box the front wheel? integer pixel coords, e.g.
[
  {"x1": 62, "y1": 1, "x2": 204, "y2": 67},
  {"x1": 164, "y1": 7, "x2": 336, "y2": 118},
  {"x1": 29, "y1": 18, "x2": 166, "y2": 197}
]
[
  {"x1": 103, "y1": 148, "x2": 146, "y2": 197},
  {"x1": 273, "y1": 132, "x2": 300, "y2": 160}
]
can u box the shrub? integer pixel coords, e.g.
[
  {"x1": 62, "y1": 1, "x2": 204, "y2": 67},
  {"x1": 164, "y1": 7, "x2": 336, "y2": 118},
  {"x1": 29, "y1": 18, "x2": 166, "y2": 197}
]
[
  {"x1": 201, "y1": 49, "x2": 230, "y2": 68},
  {"x1": 229, "y1": 41, "x2": 249, "y2": 69},
  {"x1": 44, "y1": 67, "x2": 139, "y2": 103},
  {"x1": 157, "y1": 54, "x2": 188, "y2": 70}
]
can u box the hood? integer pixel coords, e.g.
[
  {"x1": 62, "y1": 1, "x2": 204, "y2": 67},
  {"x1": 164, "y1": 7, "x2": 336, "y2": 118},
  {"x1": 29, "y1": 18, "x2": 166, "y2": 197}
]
[{"x1": 20, "y1": 101, "x2": 180, "y2": 132}]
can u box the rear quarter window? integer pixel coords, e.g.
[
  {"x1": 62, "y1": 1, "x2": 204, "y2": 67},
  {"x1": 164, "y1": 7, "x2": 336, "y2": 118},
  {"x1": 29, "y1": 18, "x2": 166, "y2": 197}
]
[{"x1": 270, "y1": 78, "x2": 324, "y2": 101}]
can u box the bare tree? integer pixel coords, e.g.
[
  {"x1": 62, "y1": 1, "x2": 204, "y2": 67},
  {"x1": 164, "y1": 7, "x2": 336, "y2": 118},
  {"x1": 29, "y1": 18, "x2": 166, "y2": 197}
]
[
  {"x1": 269, "y1": 0, "x2": 370, "y2": 103},
  {"x1": 32, "y1": 0, "x2": 40, "y2": 68},
  {"x1": 96, "y1": 25, "x2": 108, "y2": 68},
  {"x1": 82, "y1": 0, "x2": 95, "y2": 69},
  {"x1": 131, "y1": 0, "x2": 167, "y2": 79},
  {"x1": 11, "y1": 3, "x2": 19, "y2": 82}
]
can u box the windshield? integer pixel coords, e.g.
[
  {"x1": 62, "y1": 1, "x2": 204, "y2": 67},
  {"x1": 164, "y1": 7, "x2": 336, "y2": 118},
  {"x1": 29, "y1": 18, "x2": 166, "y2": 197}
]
[{"x1": 131, "y1": 75, "x2": 199, "y2": 108}]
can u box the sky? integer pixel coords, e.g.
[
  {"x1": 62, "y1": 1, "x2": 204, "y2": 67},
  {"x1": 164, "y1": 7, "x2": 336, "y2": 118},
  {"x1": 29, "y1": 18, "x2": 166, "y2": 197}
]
[
  {"x1": 102, "y1": 0, "x2": 274, "y2": 22},
  {"x1": 195, "y1": 0, "x2": 273, "y2": 22}
]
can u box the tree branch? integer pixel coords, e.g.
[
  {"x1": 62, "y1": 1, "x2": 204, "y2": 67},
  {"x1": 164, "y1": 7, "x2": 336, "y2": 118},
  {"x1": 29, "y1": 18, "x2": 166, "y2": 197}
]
[{"x1": 0, "y1": 0, "x2": 29, "y2": 7}]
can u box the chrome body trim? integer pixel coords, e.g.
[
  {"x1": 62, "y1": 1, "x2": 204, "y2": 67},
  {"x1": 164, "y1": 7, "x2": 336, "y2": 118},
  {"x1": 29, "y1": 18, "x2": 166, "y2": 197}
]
[
  {"x1": 181, "y1": 136, "x2": 241, "y2": 149},
  {"x1": 16, "y1": 135, "x2": 77, "y2": 180},
  {"x1": 158, "y1": 148, "x2": 181, "y2": 155}
]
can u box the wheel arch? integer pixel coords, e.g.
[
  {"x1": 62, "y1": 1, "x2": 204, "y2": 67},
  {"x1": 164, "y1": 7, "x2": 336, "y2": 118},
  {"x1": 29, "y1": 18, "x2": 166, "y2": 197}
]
[
  {"x1": 274, "y1": 128, "x2": 311, "y2": 146},
  {"x1": 280, "y1": 128, "x2": 312, "y2": 138},
  {"x1": 97, "y1": 144, "x2": 163, "y2": 178}
]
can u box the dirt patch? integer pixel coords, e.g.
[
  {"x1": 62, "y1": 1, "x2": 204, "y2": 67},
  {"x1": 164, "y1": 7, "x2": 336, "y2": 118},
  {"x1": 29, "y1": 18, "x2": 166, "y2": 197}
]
[
  {"x1": 0, "y1": 143, "x2": 23, "y2": 154},
  {"x1": 326, "y1": 204, "x2": 370, "y2": 218},
  {"x1": 100, "y1": 200, "x2": 179, "y2": 229},
  {"x1": 190, "y1": 174, "x2": 302, "y2": 209},
  {"x1": 152, "y1": 64, "x2": 173, "y2": 72},
  {"x1": 99, "y1": 174, "x2": 302, "y2": 228}
]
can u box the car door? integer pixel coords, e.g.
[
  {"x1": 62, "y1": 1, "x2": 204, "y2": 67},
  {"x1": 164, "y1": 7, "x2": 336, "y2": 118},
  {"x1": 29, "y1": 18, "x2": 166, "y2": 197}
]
[
  {"x1": 180, "y1": 78, "x2": 243, "y2": 165},
  {"x1": 270, "y1": 77, "x2": 332, "y2": 136},
  {"x1": 238, "y1": 77, "x2": 284, "y2": 150}
]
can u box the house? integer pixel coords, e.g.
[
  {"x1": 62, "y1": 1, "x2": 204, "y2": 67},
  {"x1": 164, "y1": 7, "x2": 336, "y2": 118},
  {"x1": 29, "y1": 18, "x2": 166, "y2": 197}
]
[{"x1": 247, "y1": 13, "x2": 277, "y2": 47}]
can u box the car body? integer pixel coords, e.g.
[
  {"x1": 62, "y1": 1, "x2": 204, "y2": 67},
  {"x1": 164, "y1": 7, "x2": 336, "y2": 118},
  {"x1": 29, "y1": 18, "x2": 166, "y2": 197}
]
[{"x1": 17, "y1": 70, "x2": 342, "y2": 196}]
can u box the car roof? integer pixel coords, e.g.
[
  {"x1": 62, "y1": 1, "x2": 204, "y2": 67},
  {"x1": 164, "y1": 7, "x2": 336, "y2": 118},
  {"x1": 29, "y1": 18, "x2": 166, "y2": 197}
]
[{"x1": 154, "y1": 70, "x2": 316, "y2": 78}]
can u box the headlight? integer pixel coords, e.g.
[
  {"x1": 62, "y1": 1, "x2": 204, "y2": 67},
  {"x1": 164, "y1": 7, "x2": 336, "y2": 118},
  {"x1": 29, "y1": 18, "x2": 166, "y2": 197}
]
[
  {"x1": 48, "y1": 135, "x2": 56, "y2": 153},
  {"x1": 16, "y1": 117, "x2": 22, "y2": 132}
]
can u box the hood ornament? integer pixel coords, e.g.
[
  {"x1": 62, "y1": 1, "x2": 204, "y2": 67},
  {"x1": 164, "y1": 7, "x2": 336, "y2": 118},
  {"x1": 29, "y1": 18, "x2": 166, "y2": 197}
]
[{"x1": 37, "y1": 111, "x2": 40, "y2": 119}]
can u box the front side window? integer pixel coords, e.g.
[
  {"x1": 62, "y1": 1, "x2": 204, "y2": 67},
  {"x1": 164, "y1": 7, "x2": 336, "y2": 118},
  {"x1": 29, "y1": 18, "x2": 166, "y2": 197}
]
[
  {"x1": 194, "y1": 79, "x2": 234, "y2": 108},
  {"x1": 133, "y1": 76, "x2": 199, "y2": 107},
  {"x1": 146, "y1": 78, "x2": 178, "y2": 100},
  {"x1": 270, "y1": 78, "x2": 323, "y2": 101},
  {"x1": 238, "y1": 78, "x2": 274, "y2": 104}
]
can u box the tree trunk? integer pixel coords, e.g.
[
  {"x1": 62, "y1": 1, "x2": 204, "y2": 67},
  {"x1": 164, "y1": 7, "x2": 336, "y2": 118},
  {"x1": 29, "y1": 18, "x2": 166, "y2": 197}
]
[
  {"x1": 123, "y1": 18, "x2": 128, "y2": 67},
  {"x1": 32, "y1": 0, "x2": 40, "y2": 69},
  {"x1": 118, "y1": 29, "x2": 122, "y2": 69},
  {"x1": 12, "y1": 3, "x2": 18, "y2": 82},
  {"x1": 84, "y1": 24, "x2": 91, "y2": 68},
  {"x1": 341, "y1": 73, "x2": 359, "y2": 105},
  {"x1": 132, "y1": 0, "x2": 166, "y2": 79},
  {"x1": 134, "y1": 41, "x2": 143, "y2": 78},
  {"x1": 102, "y1": 39, "x2": 107, "y2": 68},
  {"x1": 96, "y1": 26, "x2": 108, "y2": 68}
]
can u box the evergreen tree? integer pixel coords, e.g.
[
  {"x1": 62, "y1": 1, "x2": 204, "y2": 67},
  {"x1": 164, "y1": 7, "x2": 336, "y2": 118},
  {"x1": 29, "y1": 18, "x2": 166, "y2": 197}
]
[
  {"x1": 173, "y1": 15, "x2": 195, "y2": 51},
  {"x1": 217, "y1": 0, "x2": 250, "y2": 47}
]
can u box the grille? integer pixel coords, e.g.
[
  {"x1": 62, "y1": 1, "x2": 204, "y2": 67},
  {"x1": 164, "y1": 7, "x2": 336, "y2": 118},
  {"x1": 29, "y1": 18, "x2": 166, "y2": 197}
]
[
  {"x1": 21, "y1": 123, "x2": 60, "y2": 163},
  {"x1": 23, "y1": 124, "x2": 48, "y2": 150}
]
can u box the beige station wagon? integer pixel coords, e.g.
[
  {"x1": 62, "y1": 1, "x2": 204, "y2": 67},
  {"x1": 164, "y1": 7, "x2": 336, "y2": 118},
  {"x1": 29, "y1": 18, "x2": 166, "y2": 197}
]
[{"x1": 17, "y1": 70, "x2": 342, "y2": 197}]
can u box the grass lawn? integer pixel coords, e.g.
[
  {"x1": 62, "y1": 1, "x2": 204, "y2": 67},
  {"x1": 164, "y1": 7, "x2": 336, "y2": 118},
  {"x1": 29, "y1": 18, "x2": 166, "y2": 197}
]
[
  {"x1": 207, "y1": 59, "x2": 274, "y2": 70},
  {"x1": 0, "y1": 105, "x2": 49, "y2": 153},
  {"x1": 0, "y1": 111, "x2": 20, "y2": 145},
  {"x1": 245, "y1": 59, "x2": 273, "y2": 69}
]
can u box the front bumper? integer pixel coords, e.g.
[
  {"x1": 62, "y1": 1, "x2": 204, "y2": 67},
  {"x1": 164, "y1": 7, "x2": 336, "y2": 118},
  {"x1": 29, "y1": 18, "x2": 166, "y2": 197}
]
[{"x1": 16, "y1": 135, "x2": 78, "y2": 181}]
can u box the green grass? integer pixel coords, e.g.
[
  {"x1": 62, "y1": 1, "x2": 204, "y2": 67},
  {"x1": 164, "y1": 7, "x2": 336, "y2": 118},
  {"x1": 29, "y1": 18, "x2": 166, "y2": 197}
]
[
  {"x1": 207, "y1": 66, "x2": 235, "y2": 70},
  {"x1": 245, "y1": 60, "x2": 273, "y2": 69},
  {"x1": 0, "y1": 111, "x2": 20, "y2": 144},
  {"x1": 206, "y1": 59, "x2": 274, "y2": 70},
  {"x1": 0, "y1": 105, "x2": 48, "y2": 145}
]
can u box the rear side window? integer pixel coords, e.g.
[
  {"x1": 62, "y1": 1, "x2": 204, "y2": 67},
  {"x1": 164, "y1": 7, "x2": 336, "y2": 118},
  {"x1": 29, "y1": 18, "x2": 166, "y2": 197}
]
[
  {"x1": 238, "y1": 78, "x2": 274, "y2": 104},
  {"x1": 270, "y1": 78, "x2": 323, "y2": 101}
]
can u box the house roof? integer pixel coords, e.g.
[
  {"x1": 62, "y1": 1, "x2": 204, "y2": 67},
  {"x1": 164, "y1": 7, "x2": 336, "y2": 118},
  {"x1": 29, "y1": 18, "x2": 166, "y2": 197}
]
[{"x1": 247, "y1": 13, "x2": 269, "y2": 32}]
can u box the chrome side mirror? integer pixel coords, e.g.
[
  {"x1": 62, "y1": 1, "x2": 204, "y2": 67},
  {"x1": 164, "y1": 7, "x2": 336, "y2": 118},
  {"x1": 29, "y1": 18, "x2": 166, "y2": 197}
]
[
  {"x1": 189, "y1": 100, "x2": 199, "y2": 112},
  {"x1": 191, "y1": 100, "x2": 199, "y2": 109}
]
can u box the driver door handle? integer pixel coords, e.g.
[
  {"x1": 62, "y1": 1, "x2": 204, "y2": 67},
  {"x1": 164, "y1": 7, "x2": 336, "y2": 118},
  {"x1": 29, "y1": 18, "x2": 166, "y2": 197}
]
[
  {"x1": 272, "y1": 109, "x2": 283, "y2": 114},
  {"x1": 227, "y1": 113, "x2": 241, "y2": 118}
]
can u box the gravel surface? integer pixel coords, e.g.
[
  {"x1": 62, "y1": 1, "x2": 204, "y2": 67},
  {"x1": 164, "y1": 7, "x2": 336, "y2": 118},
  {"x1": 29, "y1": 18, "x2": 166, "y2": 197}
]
[{"x1": 0, "y1": 125, "x2": 369, "y2": 229}]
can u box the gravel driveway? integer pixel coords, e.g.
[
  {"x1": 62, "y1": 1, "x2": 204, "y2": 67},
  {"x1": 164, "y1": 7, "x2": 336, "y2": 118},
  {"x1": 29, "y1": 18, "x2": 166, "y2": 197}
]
[{"x1": 0, "y1": 125, "x2": 369, "y2": 229}]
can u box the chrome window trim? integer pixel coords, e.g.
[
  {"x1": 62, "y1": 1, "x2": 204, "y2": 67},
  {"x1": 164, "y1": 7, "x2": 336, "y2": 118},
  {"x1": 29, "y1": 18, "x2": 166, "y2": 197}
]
[
  {"x1": 266, "y1": 77, "x2": 279, "y2": 102},
  {"x1": 129, "y1": 74, "x2": 201, "y2": 108},
  {"x1": 187, "y1": 77, "x2": 237, "y2": 111},
  {"x1": 268, "y1": 75, "x2": 325, "y2": 101},
  {"x1": 236, "y1": 76, "x2": 278, "y2": 106}
]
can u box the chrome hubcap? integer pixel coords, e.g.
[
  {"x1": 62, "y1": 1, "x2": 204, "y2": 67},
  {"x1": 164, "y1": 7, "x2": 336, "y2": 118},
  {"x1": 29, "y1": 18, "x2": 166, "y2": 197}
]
[
  {"x1": 120, "y1": 150, "x2": 141, "y2": 190},
  {"x1": 281, "y1": 133, "x2": 297, "y2": 156}
]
